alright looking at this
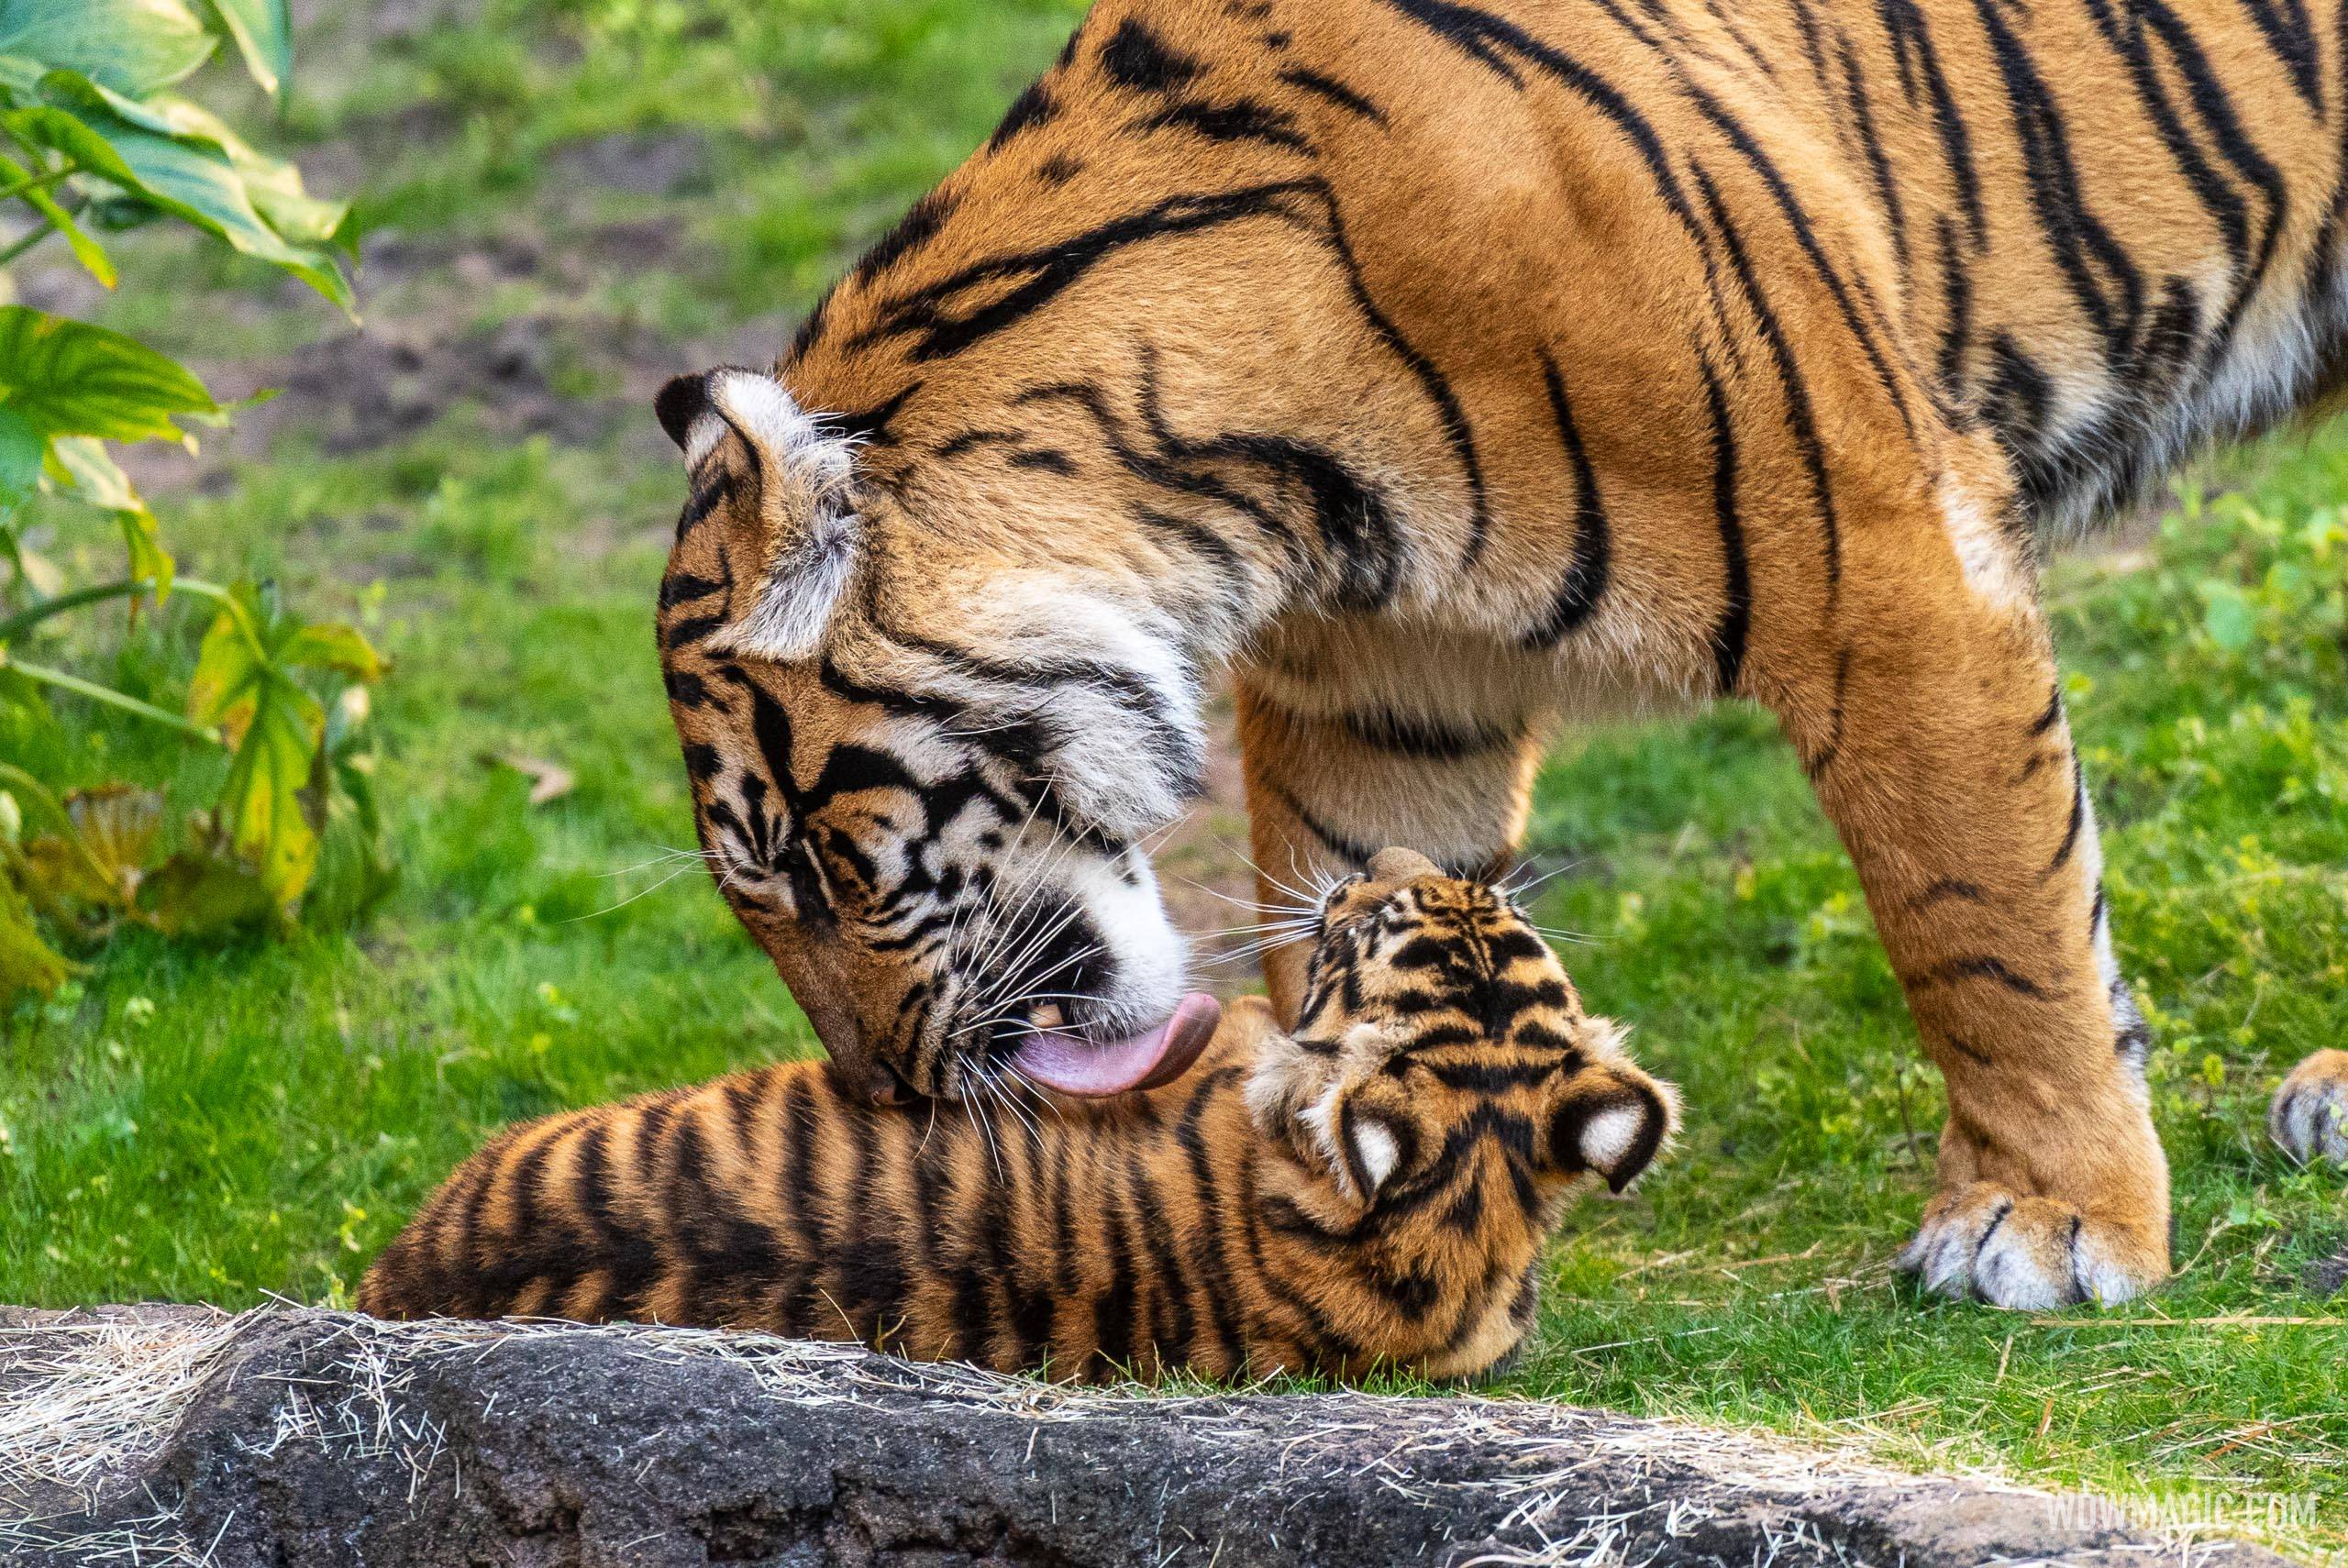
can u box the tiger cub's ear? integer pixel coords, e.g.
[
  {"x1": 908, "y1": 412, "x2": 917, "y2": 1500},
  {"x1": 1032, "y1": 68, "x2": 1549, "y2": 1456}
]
[
  {"x1": 1338, "y1": 1099, "x2": 1416, "y2": 1201},
  {"x1": 654, "y1": 366, "x2": 861, "y2": 662},
  {"x1": 1541, "y1": 1032, "x2": 1679, "y2": 1193}
]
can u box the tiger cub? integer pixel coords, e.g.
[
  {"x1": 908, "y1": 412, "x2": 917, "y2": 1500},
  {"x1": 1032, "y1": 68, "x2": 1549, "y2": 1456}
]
[{"x1": 359, "y1": 848, "x2": 1676, "y2": 1382}]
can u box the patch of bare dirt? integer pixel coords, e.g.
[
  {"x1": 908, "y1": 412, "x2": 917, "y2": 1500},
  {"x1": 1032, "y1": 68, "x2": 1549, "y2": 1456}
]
[{"x1": 548, "y1": 130, "x2": 712, "y2": 198}]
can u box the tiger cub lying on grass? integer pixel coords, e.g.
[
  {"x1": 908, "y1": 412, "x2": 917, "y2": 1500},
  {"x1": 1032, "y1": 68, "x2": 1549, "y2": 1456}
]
[{"x1": 360, "y1": 848, "x2": 1676, "y2": 1382}]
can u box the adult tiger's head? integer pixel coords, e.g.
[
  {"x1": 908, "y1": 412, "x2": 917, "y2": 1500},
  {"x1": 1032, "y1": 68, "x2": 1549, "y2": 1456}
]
[
  {"x1": 654, "y1": 366, "x2": 1224, "y2": 1102},
  {"x1": 650, "y1": 0, "x2": 1485, "y2": 1099},
  {"x1": 1248, "y1": 848, "x2": 1678, "y2": 1209}
]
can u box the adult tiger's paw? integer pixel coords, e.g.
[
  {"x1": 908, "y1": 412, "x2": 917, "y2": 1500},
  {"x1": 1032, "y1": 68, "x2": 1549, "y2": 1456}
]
[
  {"x1": 1897, "y1": 1183, "x2": 2167, "y2": 1309},
  {"x1": 2270, "y1": 1050, "x2": 2348, "y2": 1166}
]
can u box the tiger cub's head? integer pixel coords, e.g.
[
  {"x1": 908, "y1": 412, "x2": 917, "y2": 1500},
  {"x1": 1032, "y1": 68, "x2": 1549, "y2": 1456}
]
[{"x1": 1248, "y1": 848, "x2": 1678, "y2": 1213}]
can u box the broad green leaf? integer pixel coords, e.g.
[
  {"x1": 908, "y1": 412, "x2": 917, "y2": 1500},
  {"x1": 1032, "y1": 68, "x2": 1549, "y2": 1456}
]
[
  {"x1": 0, "y1": 405, "x2": 41, "y2": 513},
  {"x1": 63, "y1": 119, "x2": 351, "y2": 310},
  {"x1": 43, "y1": 81, "x2": 346, "y2": 245},
  {"x1": 135, "y1": 93, "x2": 345, "y2": 245},
  {"x1": 0, "y1": 305, "x2": 217, "y2": 441},
  {"x1": 144, "y1": 93, "x2": 347, "y2": 245},
  {"x1": 4, "y1": 104, "x2": 142, "y2": 186},
  {"x1": 26, "y1": 66, "x2": 180, "y2": 135},
  {"x1": 200, "y1": 0, "x2": 290, "y2": 97},
  {"x1": 80, "y1": 193, "x2": 164, "y2": 233},
  {"x1": 17, "y1": 74, "x2": 349, "y2": 291},
  {"x1": 0, "y1": 0, "x2": 215, "y2": 97}
]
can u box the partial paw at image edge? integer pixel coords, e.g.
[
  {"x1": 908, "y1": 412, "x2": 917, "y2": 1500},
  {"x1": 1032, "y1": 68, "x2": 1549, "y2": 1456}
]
[{"x1": 2270, "y1": 1049, "x2": 2348, "y2": 1167}]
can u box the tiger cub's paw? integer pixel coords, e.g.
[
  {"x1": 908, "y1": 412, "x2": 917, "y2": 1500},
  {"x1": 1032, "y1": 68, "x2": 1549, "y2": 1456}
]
[
  {"x1": 2271, "y1": 1050, "x2": 2348, "y2": 1167},
  {"x1": 1898, "y1": 1183, "x2": 2166, "y2": 1310}
]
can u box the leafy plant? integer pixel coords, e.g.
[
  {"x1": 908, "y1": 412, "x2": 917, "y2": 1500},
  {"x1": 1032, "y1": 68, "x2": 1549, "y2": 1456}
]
[{"x1": 0, "y1": 0, "x2": 387, "y2": 1005}]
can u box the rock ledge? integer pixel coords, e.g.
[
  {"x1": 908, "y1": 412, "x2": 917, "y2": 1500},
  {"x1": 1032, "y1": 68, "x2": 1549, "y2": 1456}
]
[{"x1": 0, "y1": 1306, "x2": 2300, "y2": 1567}]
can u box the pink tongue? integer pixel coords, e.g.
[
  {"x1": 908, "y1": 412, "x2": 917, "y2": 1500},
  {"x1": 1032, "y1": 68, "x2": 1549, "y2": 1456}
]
[{"x1": 1009, "y1": 993, "x2": 1222, "y2": 1098}]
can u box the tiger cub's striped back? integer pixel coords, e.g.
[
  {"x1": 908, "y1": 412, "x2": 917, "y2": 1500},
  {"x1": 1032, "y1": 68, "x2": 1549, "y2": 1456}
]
[{"x1": 358, "y1": 848, "x2": 1675, "y2": 1381}]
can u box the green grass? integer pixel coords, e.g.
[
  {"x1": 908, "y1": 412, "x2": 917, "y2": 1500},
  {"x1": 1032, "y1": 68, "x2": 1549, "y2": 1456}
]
[{"x1": 4, "y1": 0, "x2": 2344, "y2": 1556}]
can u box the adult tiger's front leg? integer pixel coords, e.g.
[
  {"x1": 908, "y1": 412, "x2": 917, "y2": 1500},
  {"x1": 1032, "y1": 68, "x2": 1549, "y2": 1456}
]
[{"x1": 1758, "y1": 469, "x2": 2170, "y2": 1310}]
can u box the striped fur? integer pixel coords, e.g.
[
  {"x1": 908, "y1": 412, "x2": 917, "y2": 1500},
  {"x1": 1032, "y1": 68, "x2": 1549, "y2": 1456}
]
[
  {"x1": 359, "y1": 852, "x2": 1676, "y2": 1381},
  {"x1": 655, "y1": 0, "x2": 2348, "y2": 1310}
]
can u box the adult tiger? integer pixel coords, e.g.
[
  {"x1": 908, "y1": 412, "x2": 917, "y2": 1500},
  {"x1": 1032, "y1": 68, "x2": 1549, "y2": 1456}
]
[{"x1": 654, "y1": 0, "x2": 2348, "y2": 1313}]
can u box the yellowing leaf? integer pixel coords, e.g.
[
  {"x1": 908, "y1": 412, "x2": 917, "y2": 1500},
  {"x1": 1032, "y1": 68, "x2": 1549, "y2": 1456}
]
[
  {"x1": 116, "y1": 496, "x2": 172, "y2": 600},
  {"x1": 65, "y1": 782, "x2": 160, "y2": 891},
  {"x1": 183, "y1": 584, "x2": 363, "y2": 911},
  {"x1": 214, "y1": 669, "x2": 322, "y2": 904},
  {"x1": 0, "y1": 873, "x2": 78, "y2": 1005},
  {"x1": 11, "y1": 785, "x2": 159, "y2": 923},
  {"x1": 278, "y1": 621, "x2": 382, "y2": 682},
  {"x1": 187, "y1": 606, "x2": 261, "y2": 742}
]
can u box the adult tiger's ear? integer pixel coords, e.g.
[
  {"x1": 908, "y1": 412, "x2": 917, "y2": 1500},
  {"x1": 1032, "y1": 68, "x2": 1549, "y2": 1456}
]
[
  {"x1": 654, "y1": 372, "x2": 711, "y2": 450},
  {"x1": 655, "y1": 366, "x2": 861, "y2": 661}
]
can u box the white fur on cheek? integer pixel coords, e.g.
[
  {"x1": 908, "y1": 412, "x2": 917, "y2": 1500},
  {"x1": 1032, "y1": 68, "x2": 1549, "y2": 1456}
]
[
  {"x1": 1579, "y1": 1104, "x2": 1646, "y2": 1176},
  {"x1": 1054, "y1": 844, "x2": 1186, "y2": 1036},
  {"x1": 981, "y1": 576, "x2": 1204, "y2": 838}
]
